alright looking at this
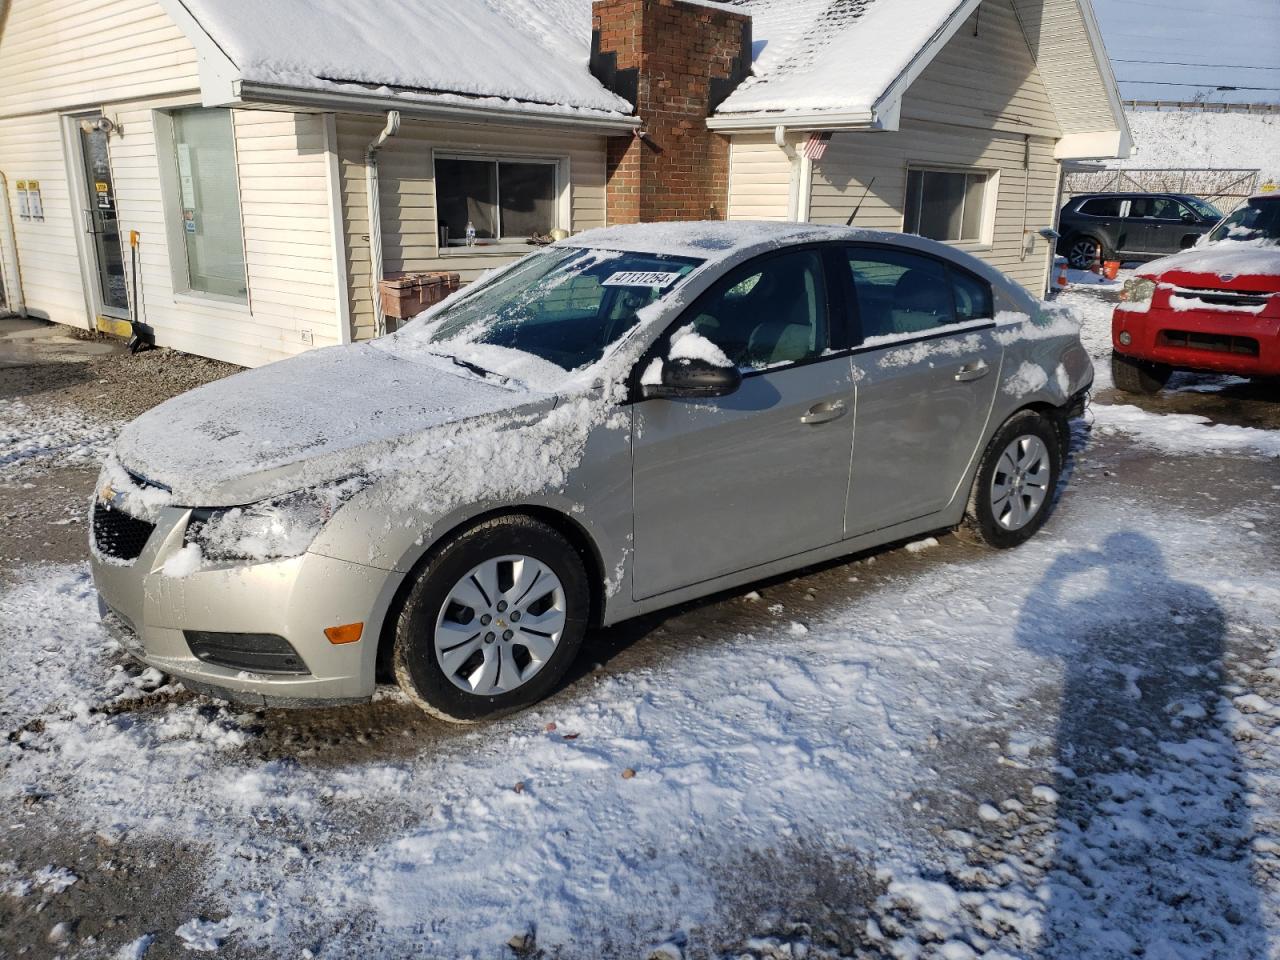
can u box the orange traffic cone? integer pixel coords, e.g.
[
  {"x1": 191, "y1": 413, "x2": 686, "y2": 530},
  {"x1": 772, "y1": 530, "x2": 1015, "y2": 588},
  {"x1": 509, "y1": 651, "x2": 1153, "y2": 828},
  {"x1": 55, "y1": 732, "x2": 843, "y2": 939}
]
[
  {"x1": 1090, "y1": 248, "x2": 1103, "y2": 275},
  {"x1": 1056, "y1": 260, "x2": 1068, "y2": 288}
]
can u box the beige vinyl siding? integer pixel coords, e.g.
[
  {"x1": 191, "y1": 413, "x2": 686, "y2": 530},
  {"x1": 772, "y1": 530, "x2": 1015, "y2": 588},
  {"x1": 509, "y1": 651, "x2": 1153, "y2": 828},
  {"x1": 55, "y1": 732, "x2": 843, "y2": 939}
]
[
  {"x1": 0, "y1": 114, "x2": 88, "y2": 323},
  {"x1": 727, "y1": 134, "x2": 794, "y2": 221},
  {"x1": 902, "y1": 0, "x2": 1061, "y2": 138},
  {"x1": 337, "y1": 115, "x2": 608, "y2": 340},
  {"x1": 103, "y1": 102, "x2": 343, "y2": 366},
  {"x1": 0, "y1": 0, "x2": 199, "y2": 119},
  {"x1": 808, "y1": 0, "x2": 1062, "y2": 294},
  {"x1": 1012, "y1": 0, "x2": 1117, "y2": 135}
]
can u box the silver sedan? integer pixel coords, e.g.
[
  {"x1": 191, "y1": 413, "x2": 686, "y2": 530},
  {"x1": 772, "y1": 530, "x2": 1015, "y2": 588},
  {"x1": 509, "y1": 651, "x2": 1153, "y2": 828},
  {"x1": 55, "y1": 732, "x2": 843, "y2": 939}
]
[{"x1": 89, "y1": 222, "x2": 1092, "y2": 721}]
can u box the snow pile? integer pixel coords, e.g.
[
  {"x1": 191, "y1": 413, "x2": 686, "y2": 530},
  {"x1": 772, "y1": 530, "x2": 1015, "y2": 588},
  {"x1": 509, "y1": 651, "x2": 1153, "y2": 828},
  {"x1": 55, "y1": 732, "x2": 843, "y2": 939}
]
[
  {"x1": 0, "y1": 398, "x2": 116, "y2": 475},
  {"x1": 1092, "y1": 405, "x2": 1280, "y2": 458},
  {"x1": 4, "y1": 489, "x2": 1279, "y2": 957},
  {"x1": 1003, "y1": 360, "x2": 1050, "y2": 398},
  {"x1": 180, "y1": 0, "x2": 631, "y2": 116},
  {"x1": 1098, "y1": 111, "x2": 1280, "y2": 188},
  {"x1": 668, "y1": 326, "x2": 734, "y2": 368}
]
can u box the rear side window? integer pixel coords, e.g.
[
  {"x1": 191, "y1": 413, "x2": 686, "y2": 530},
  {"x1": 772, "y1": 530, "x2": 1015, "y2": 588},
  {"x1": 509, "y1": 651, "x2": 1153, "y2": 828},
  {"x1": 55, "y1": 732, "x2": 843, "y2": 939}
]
[
  {"x1": 681, "y1": 249, "x2": 829, "y2": 370},
  {"x1": 951, "y1": 268, "x2": 993, "y2": 323},
  {"x1": 847, "y1": 248, "x2": 955, "y2": 340},
  {"x1": 1079, "y1": 197, "x2": 1123, "y2": 217}
]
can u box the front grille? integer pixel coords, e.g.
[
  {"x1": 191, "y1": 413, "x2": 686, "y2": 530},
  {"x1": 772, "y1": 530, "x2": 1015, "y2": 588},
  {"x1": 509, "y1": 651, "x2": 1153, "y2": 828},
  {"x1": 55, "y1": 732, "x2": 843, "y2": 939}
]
[
  {"x1": 1158, "y1": 329, "x2": 1261, "y2": 357},
  {"x1": 1173, "y1": 286, "x2": 1272, "y2": 309},
  {"x1": 92, "y1": 503, "x2": 156, "y2": 561}
]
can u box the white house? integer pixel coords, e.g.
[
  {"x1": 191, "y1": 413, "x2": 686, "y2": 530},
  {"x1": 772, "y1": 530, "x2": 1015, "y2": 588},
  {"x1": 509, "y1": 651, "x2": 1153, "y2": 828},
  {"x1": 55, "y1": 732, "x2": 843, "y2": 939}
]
[{"x1": 0, "y1": 0, "x2": 1128, "y2": 368}]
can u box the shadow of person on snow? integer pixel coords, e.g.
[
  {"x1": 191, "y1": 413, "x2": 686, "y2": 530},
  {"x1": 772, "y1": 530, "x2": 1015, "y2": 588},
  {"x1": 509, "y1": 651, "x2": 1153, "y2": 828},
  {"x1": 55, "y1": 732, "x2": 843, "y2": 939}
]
[{"x1": 1016, "y1": 531, "x2": 1263, "y2": 959}]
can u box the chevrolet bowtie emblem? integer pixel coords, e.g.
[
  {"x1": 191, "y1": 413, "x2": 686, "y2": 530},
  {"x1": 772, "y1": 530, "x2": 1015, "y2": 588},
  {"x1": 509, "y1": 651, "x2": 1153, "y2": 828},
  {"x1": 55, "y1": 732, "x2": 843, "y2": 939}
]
[{"x1": 99, "y1": 483, "x2": 116, "y2": 504}]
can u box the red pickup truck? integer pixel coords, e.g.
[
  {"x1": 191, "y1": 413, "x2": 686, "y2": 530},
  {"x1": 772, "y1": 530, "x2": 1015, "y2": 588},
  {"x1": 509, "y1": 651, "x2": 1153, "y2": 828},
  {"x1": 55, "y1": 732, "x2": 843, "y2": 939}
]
[{"x1": 1111, "y1": 194, "x2": 1280, "y2": 393}]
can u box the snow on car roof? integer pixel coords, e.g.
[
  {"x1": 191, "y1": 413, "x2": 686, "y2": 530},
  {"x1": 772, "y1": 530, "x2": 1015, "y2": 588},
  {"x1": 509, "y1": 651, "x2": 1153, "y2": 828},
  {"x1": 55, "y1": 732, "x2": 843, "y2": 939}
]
[
  {"x1": 179, "y1": 0, "x2": 632, "y2": 117},
  {"x1": 567, "y1": 220, "x2": 876, "y2": 261}
]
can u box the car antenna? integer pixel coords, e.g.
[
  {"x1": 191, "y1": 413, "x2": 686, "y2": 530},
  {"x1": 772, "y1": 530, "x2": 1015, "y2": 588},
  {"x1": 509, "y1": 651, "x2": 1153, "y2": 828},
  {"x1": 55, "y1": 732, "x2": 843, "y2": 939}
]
[{"x1": 846, "y1": 177, "x2": 876, "y2": 227}]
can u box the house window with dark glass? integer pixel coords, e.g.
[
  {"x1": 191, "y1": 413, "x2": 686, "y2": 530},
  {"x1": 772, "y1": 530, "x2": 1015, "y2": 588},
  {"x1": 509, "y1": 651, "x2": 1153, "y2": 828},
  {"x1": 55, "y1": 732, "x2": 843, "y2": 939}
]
[
  {"x1": 435, "y1": 156, "x2": 558, "y2": 246},
  {"x1": 904, "y1": 168, "x2": 991, "y2": 243}
]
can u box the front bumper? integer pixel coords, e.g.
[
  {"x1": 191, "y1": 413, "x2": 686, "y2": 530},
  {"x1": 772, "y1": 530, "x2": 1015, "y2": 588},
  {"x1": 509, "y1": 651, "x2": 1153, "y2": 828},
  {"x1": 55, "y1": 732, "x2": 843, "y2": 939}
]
[
  {"x1": 91, "y1": 505, "x2": 396, "y2": 705},
  {"x1": 1112, "y1": 303, "x2": 1280, "y2": 376}
]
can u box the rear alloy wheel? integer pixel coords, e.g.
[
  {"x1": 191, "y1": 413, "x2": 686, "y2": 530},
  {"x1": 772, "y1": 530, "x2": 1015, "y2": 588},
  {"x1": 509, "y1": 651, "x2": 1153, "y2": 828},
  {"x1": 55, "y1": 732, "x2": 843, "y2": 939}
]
[
  {"x1": 393, "y1": 516, "x2": 589, "y2": 722},
  {"x1": 965, "y1": 411, "x2": 1062, "y2": 548},
  {"x1": 1067, "y1": 236, "x2": 1104, "y2": 270},
  {"x1": 1111, "y1": 351, "x2": 1172, "y2": 395}
]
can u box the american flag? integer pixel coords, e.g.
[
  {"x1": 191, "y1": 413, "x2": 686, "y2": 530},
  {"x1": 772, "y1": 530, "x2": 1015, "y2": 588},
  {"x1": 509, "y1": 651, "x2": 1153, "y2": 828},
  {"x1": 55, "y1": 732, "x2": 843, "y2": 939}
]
[{"x1": 801, "y1": 132, "x2": 832, "y2": 161}]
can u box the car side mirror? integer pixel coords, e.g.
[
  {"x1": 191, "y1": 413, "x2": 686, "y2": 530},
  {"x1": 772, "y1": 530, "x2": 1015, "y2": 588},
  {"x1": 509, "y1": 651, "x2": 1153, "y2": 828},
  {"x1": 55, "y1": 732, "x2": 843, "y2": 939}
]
[
  {"x1": 1182, "y1": 211, "x2": 1197, "y2": 223},
  {"x1": 640, "y1": 357, "x2": 742, "y2": 400}
]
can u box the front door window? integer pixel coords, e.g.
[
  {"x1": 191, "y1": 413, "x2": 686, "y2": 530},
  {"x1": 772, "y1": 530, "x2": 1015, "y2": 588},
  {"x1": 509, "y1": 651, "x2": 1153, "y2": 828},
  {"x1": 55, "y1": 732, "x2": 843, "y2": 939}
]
[{"x1": 78, "y1": 120, "x2": 129, "y2": 316}]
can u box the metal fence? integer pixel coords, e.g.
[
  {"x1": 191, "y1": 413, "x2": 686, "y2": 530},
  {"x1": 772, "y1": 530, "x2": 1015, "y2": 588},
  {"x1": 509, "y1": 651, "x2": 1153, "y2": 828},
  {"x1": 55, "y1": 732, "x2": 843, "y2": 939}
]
[
  {"x1": 1062, "y1": 167, "x2": 1261, "y2": 212},
  {"x1": 1123, "y1": 100, "x2": 1280, "y2": 115}
]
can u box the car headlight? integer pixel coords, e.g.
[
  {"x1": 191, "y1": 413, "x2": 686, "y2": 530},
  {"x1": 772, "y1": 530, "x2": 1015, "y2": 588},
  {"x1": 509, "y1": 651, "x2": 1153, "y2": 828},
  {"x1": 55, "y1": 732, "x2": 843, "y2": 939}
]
[
  {"x1": 185, "y1": 476, "x2": 368, "y2": 563},
  {"x1": 1121, "y1": 277, "x2": 1157, "y2": 303}
]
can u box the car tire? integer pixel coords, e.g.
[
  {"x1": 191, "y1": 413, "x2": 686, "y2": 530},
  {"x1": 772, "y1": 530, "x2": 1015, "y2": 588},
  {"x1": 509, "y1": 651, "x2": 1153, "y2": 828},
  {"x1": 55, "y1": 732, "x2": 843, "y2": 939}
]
[
  {"x1": 964, "y1": 410, "x2": 1063, "y2": 549},
  {"x1": 1066, "y1": 234, "x2": 1108, "y2": 270},
  {"x1": 392, "y1": 516, "x2": 590, "y2": 723},
  {"x1": 1111, "y1": 351, "x2": 1171, "y2": 394}
]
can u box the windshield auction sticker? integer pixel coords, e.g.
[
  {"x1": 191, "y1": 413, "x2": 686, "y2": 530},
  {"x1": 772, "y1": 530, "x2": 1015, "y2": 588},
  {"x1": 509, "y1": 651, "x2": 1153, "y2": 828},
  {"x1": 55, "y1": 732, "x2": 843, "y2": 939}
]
[{"x1": 602, "y1": 271, "x2": 682, "y2": 289}]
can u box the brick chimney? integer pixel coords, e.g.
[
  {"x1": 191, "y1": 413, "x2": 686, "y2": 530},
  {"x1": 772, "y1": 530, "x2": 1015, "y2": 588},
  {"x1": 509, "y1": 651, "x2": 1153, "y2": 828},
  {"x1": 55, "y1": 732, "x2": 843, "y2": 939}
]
[{"x1": 591, "y1": 0, "x2": 751, "y2": 224}]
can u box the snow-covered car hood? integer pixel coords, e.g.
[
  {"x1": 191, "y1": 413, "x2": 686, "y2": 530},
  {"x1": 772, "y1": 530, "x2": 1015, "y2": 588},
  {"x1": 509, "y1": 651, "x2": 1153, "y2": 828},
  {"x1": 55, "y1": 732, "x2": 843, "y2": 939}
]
[
  {"x1": 113, "y1": 343, "x2": 547, "y2": 506},
  {"x1": 1138, "y1": 241, "x2": 1280, "y2": 288}
]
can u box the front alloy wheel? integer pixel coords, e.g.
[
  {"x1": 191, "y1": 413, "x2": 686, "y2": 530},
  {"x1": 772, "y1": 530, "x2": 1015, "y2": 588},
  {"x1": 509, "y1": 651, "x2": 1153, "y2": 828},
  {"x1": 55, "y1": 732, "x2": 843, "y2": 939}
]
[
  {"x1": 393, "y1": 516, "x2": 590, "y2": 722},
  {"x1": 434, "y1": 555, "x2": 567, "y2": 696}
]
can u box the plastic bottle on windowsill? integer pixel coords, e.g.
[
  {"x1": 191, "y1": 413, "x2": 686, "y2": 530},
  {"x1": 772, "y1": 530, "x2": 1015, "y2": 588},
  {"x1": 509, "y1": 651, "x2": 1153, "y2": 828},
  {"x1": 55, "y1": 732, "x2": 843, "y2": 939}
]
[{"x1": 465, "y1": 220, "x2": 476, "y2": 247}]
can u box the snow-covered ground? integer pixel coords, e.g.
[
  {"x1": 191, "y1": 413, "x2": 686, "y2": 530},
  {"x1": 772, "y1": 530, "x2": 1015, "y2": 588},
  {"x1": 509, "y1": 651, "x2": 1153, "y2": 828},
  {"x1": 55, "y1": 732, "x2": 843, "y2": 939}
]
[
  {"x1": 3, "y1": 280, "x2": 1280, "y2": 958},
  {"x1": 0, "y1": 398, "x2": 116, "y2": 475},
  {"x1": 1096, "y1": 111, "x2": 1280, "y2": 190}
]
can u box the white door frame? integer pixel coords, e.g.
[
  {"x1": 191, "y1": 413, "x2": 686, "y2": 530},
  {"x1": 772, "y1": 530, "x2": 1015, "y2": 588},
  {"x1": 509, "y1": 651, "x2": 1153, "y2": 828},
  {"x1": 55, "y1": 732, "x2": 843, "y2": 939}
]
[{"x1": 61, "y1": 110, "x2": 129, "y2": 330}]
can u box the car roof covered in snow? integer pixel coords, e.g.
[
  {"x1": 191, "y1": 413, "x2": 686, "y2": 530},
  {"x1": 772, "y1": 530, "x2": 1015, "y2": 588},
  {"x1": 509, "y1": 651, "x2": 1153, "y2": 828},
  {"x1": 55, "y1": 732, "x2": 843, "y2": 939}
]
[
  {"x1": 562, "y1": 220, "x2": 1036, "y2": 302},
  {"x1": 565, "y1": 221, "x2": 875, "y2": 261}
]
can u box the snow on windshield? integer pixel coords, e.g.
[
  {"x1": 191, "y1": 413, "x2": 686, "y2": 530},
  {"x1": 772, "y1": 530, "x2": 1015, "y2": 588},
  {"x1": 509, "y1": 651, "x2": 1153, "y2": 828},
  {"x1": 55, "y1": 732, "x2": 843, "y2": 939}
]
[{"x1": 381, "y1": 247, "x2": 705, "y2": 391}]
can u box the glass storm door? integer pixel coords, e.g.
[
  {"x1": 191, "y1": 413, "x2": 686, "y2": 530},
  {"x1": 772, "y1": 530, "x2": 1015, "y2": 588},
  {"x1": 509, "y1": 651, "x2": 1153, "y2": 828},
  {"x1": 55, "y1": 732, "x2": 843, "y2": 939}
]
[{"x1": 78, "y1": 120, "x2": 129, "y2": 317}]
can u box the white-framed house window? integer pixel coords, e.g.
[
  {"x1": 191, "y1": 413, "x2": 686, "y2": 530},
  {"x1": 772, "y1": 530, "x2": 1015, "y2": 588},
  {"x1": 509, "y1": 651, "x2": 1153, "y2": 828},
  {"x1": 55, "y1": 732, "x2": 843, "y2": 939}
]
[
  {"x1": 903, "y1": 167, "x2": 996, "y2": 246},
  {"x1": 433, "y1": 152, "x2": 565, "y2": 249},
  {"x1": 154, "y1": 107, "x2": 248, "y2": 301}
]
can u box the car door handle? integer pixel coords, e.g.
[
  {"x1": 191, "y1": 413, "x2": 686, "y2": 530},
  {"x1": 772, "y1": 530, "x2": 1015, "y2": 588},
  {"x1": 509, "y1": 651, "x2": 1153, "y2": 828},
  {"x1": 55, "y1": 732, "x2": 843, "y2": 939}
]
[
  {"x1": 801, "y1": 400, "x2": 847, "y2": 425},
  {"x1": 954, "y1": 361, "x2": 990, "y2": 382}
]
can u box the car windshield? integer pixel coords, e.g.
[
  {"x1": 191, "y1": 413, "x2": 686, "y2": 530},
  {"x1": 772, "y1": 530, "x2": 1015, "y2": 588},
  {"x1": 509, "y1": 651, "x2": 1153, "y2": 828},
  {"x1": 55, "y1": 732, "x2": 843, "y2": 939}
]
[
  {"x1": 1207, "y1": 200, "x2": 1280, "y2": 244},
  {"x1": 394, "y1": 247, "x2": 704, "y2": 379},
  {"x1": 1184, "y1": 197, "x2": 1222, "y2": 220}
]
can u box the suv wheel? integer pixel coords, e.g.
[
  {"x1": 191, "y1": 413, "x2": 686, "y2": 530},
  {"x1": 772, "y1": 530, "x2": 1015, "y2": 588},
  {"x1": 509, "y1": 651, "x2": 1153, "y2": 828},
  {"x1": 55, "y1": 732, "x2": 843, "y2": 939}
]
[
  {"x1": 965, "y1": 410, "x2": 1063, "y2": 549},
  {"x1": 1067, "y1": 235, "x2": 1106, "y2": 270},
  {"x1": 1111, "y1": 351, "x2": 1171, "y2": 394},
  {"x1": 393, "y1": 516, "x2": 590, "y2": 722}
]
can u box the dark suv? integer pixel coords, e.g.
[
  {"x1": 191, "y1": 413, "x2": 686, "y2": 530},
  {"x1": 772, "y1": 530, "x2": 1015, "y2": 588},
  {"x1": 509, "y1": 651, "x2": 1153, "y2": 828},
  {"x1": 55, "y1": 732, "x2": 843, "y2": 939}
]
[{"x1": 1057, "y1": 193, "x2": 1223, "y2": 268}]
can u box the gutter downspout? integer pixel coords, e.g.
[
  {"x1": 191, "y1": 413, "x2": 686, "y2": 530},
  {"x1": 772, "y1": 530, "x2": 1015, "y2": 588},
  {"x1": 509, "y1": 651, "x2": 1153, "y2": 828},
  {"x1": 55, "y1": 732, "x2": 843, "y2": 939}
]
[
  {"x1": 776, "y1": 125, "x2": 801, "y2": 223},
  {"x1": 366, "y1": 111, "x2": 401, "y2": 338}
]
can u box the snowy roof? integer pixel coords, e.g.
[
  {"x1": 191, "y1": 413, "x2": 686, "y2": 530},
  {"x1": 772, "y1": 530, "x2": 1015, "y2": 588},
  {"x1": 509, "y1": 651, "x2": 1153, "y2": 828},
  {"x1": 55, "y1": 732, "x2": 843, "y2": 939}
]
[
  {"x1": 173, "y1": 0, "x2": 632, "y2": 119},
  {"x1": 714, "y1": 0, "x2": 975, "y2": 121}
]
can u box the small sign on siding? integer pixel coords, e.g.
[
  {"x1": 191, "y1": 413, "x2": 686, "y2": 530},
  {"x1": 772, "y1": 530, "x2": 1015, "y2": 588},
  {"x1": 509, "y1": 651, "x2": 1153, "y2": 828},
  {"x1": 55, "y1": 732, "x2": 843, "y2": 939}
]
[{"x1": 24, "y1": 181, "x2": 43, "y2": 221}]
